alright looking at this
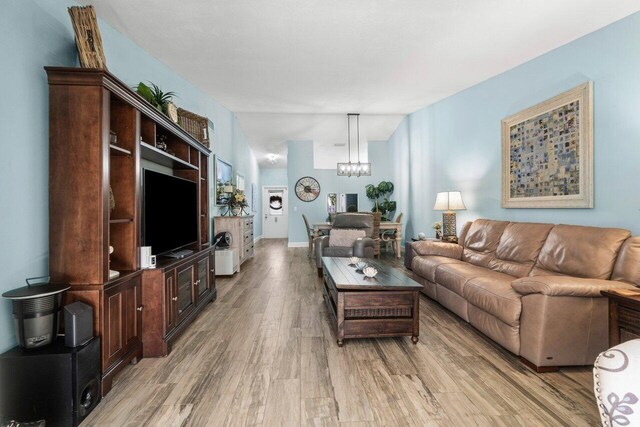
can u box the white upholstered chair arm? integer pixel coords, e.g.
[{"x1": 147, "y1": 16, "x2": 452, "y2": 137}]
[{"x1": 594, "y1": 339, "x2": 640, "y2": 426}]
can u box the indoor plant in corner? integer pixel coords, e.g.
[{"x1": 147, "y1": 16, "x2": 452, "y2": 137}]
[{"x1": 365, "y1": 181, "x2": 397, "y2": 221}]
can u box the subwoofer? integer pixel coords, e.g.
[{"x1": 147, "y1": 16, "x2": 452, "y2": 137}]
[{"x1": 0, "y1": 337, "x2": 101, "y2": 427}]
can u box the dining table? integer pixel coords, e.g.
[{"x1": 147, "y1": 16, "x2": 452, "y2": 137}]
[{"x1": 312, "y1": 221, "x2": 403, "y2": 258}]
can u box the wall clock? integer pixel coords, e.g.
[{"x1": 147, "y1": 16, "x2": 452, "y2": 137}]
[{"x1": 295, "y1": 176, "x2": 321, "y2": 202}]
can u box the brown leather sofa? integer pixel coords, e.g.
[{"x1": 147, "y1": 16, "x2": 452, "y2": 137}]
[{"x1": 411, "y1": 219, "x2": 640, "y2": 371}]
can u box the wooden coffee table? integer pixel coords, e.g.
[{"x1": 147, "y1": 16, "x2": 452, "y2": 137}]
[{"x1": 321, "y1": 257, "x2": 423, "y2": 346}]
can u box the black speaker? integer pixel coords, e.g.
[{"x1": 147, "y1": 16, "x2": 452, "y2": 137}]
[
  {"x1": 64, "y1": 301, "x2": 93, "y2": 348},
  {"x1": 0, "y1": 337, "x2": 101, "y2": 427}
]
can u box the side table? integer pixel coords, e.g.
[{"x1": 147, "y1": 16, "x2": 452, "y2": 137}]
[{"x1": 601, "y1": 290, "x2": 640, "y2": 347}]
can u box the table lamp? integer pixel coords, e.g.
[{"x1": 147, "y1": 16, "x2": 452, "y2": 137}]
[{"x1": 433, "y1": 191, "x2": 466, "y2": 240}]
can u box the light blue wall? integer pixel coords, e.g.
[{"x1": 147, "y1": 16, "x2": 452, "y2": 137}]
[
  {"x1": 261, "y1": 168, "x2": 288, "y2": 187},
  {"x1": 0, "y1": 0, "x2": 260, "y2": 352},
  {"x1": 287, "y1": 140, "x2": 393, "y2": 243},
  {"x1": 389, "y1": 12, "x2": 640, "y2": 240}
]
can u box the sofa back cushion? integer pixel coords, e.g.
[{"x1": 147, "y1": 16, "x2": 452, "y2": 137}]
[
  {"x1": 488, "y1": 222, "x2": 554, "y2": 278},
  {"x1": 329, "y1": 229, "x2": 366, "y2": 247},
  {"x1": 333, "y1": 213, "x2": 374, "y2": 237},
  {"x1": 611, "y1": 237, "x2": 640, "y2": 286},
  {"x1": 531, "y1": 224, "x2": 630, "y2": 279},
  {"x1": 458, "y1": 221, "x2": 472, "y2": 247},
  {"x1": 462, "y1": 219, "x2": 509, "y2": 267}
]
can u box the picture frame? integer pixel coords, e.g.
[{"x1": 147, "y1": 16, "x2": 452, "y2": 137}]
[
  {"x1": 501, "y1": 82, "x2": 593, "y2": 208},
  {"x1": 215, "y1": 156, "x2": 233, "y2": 206},
  {"x1": 236, "y1": 173, "x2": 245, "y2": 192},
  {"x1": 251, "y1": 183, "x2": 257, "y2": 212}
]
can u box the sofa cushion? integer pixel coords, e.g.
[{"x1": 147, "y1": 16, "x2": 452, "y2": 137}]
[
  {"x1": 411, "y1": 241, "x2": 463, "y2": 259},
  {"x1": 611, "y1": 237, "x2": 640, "y2": 286},
  {"x1": 412, "y1": 256, "x2": 465, "y2": 283},
  {"x1": 531, "y1": 224, "x2": 630, "y2": 279},
  {"x1": 462, "y1": 219, "x2": 509, "y2": 268},
  {"x1": 435, "y1": 262, "x2": 512, "y2": 296},
  {"x1": 329, "y1": 229, "x2": 365, "y2": 247},
  {"x1": 464, "y1": 275, "x2": 522, "y2": 326},
  {"x1": 323, "y1": 246, "x2": 354, "y2": 257},
  {"x1": 488, "y1": 222, "x2": 554, "y2": 278}
]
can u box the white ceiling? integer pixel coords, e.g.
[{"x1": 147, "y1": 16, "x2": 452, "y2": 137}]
[{"x1": 85, "y1": 0, "x2": 640, "y2": 167}]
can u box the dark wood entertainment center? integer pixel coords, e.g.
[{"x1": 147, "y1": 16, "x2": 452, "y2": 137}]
[{"x1": 46, "y1": 67, "x2": 216, "y2": 396}]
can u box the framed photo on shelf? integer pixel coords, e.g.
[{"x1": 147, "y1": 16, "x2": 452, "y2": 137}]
[
  {"x1": 215, "y1": 156, "x2": 233, "y2": 206},
  {"x1": 501, "y1": 82, "x2": 593, "y2": 208}
]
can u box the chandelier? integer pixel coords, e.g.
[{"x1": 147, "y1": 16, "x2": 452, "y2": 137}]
[{"x1": 337, "y1": 113, "x2": 371, "y2": 177}]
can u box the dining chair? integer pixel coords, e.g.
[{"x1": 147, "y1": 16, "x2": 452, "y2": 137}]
[
  {"x1": 302, "y1": 214, "x2": 315, "y2": 258},
  {"x1": 381, "y1": 212, "x2": 403, "y2": 255}
]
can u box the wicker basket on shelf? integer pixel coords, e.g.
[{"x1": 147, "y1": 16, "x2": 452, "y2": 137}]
[{"x1": 177, "y1": 108, "x2": 210, "y2": 147}]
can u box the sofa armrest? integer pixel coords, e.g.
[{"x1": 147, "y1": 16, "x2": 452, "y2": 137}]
[
  {"x1": 512, "y1": 276, "x2": 638, "y2": 297},
  {"x1": 314, "y1": 235, "x2": 330, "y2": 267},
  {"x1": 411, "y1": 240, "x2": 462, "y2": 259},
  {"x1": 353, "y1": 237, "x2": 375, "y2": 257}
]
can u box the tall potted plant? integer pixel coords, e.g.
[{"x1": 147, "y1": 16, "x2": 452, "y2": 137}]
[{"x1": 365, "y1": 181, "x2": 397, "y2": 220}]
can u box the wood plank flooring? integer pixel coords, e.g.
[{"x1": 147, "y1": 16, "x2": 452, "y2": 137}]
[{"x1": 83, "y1": 239, "x2": 600, "y2": 426}]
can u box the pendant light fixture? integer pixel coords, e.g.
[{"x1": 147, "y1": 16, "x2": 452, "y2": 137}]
[{"x1": 337, "y1": 113, "x2": 371, "y2": 177}]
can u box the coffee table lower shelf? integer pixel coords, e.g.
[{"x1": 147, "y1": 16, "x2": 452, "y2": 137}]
[{"x1": 322, "y1": 268, "x2": 419, "y2": 346}]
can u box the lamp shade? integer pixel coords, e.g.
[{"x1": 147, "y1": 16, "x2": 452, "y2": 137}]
[{"x1": 433, "y1": 191, "x2": 466, "y2": 211}]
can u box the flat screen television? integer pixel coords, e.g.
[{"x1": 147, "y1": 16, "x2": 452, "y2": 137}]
[{"x1": 143, "y1": 169, "x2": 198, "y2": 255}]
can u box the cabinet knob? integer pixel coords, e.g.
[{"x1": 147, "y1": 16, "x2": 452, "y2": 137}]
[
  {"x1": 172, "y1": 297, "x2": 178, "y2": 302},
  {"x1": 194, "y1": 280, "x2": 201, "y2": 286},
  {"x1": 137, "y1": 306, "x2": 144, "y2": 312}
]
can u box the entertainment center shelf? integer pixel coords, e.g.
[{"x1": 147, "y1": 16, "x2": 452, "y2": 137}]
[
  {"x1": 46, "y1": 67, "x2": 215, "y2": 397},
  {"x1": 140, "y1": 141, "x2": 198, "y2": 170}
]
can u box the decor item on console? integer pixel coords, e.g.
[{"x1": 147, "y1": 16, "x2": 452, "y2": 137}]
[
  {"x1": 365, "y1": 181, "x2": 396, "y2": 220},
  {"x1": 215, "y1": 156, "x2": 233, "y2": 206},
  {"x1": 68, "y1": 6, "x2": 107, "y2": 69},
  {"x1": 433, "y1": 221, "x2": 443, "y2": 239},
  {"x1": 363, "y1": 266, "x2": 378, "y2": 278},
  {"x1": 410, "y1": 218, "x2": 640, "y2": 372},
  {"x1": 178, "y1": 107, "x2": 210, "y2": 147},
  {"x1": 433, "y1": 191, "x2": 466, "y2": 242},
  {"x1": 135, "y1": 82, "x2": 177, "y2": 116},
  {"x1": 108, "y1": 246, "x2": 119, "y2": 280},
  {"x1": 337, "y1": 113, "x2": 371, "y2": 177},
  {"x1": 224, "y1": 189, "x2": 249, "y2": 216},
  {"x1": 502, "y1": 82, "x2": 593, "y2": 208}
]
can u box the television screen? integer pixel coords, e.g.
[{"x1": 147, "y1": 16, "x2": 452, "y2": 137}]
[{"x1": 143, "y1": 169, "x2": 198, "y2": 255}]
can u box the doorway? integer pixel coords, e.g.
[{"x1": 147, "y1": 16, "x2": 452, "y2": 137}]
[{"x1": 263, "y1": 186, "x2": 288, "y2": 238}]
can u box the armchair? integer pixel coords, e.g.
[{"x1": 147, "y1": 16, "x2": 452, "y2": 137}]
[
  {"x1": 594, "y1": 339, "x2": 640, "y2": 426},
  {"x1": 315, "y1": 213, "x2": 375, "y2": 277}
]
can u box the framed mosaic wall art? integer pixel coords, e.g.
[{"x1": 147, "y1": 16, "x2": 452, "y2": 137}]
[{"x1": 501, "y1": 82, "x2": 593, "y2": 208}]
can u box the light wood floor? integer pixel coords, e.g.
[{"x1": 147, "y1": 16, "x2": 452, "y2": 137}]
[{"x1": 84, "y1": 239, "x2": 600, "y2": 426}]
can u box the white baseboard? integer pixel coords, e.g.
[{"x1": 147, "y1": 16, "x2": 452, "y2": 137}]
[
  {"x1": 287, "y1": 241, "x2": 309, "y2": 248},
  {"x1": 254, "y1": 235, "x2": 263, "y2": 244}
]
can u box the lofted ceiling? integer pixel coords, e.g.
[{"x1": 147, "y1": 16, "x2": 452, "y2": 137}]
[{"x1": 84, "y1": 0, "x2": 640, "y2": 167}]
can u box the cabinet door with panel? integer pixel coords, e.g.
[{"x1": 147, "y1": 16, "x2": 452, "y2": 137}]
[
  {"x1": 209, "y1": 251, "x2": 216, "y2": 295},
  {"x1": 103, "y1": 276, "x2": 143, "y2": 370},
  {"x1": 196, "y1": 255, "x2": 210, "y2": 299},
  {"x1": 165, "y1": 270, "x2": 177, "y2": 332},
  {"x1": 176, "y1": 264, "x2": 195, "y2": 323}
]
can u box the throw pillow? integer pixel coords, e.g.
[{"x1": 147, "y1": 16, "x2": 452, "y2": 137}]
[{"x1": 329, "y1": 229, "x2": 366, "y2": 247}]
